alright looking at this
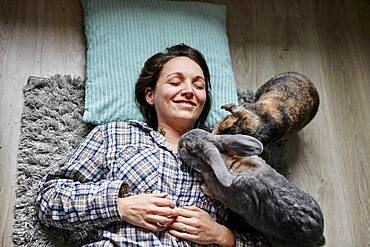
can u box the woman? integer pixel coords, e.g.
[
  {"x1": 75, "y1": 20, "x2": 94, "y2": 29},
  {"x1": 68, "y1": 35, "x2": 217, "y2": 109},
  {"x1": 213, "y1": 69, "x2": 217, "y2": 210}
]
[{"x1": 36, "y1": 44, "x2": 267, "y2": 246}]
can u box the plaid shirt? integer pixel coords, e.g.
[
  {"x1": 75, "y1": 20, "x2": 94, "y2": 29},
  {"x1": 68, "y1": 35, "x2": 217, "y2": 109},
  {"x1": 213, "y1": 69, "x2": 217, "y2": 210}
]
[{"x1": 36, "y1": 120, "x2": 268, "y2": 247}]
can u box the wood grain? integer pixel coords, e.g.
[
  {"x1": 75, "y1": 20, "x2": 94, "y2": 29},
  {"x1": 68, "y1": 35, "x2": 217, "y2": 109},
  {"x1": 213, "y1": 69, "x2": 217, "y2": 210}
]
[
  {"x1": 1, "y1": 0, "x2": 369, "y2": 246},
  {"x1": 0, "y1": 186, "x2": 16, "y2": 247},
  {"x1": 0, "y1": 0, "x2": 85, "y2": 246}
]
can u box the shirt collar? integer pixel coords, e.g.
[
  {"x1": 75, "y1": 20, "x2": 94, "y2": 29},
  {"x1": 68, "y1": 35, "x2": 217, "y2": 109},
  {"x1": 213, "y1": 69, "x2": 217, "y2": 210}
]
[
  {"x1": 127, "y1": 120, "x2": 153, "y2": 132},
  {"x1": 127, "y1": 120, "x2": 176, "y2": 154}
]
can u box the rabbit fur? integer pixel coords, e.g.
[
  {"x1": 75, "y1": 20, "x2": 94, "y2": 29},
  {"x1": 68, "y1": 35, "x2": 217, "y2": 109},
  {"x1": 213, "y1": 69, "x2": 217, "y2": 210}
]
[
  {"x1": 178, "y1": 129, "x2": 324, "y2": 247},
  {"x1": 213, "y1": 72, "x2": 320, "y2": 144}
]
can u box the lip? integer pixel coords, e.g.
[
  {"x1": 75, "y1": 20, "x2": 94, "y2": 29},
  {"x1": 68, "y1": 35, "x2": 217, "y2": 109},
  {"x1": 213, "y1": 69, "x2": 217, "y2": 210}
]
[{"x1": 173, "y1": 100, "x2": 197, "y2": 106}]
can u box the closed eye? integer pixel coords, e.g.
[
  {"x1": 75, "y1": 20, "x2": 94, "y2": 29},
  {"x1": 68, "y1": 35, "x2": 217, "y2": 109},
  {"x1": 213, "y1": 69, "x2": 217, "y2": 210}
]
[
  {"x1": 193, "y1": 82, "x2": 205, "y2": 90},
  {"x1": 169, "y1": 80, "x2": 182, "y2": 86}
]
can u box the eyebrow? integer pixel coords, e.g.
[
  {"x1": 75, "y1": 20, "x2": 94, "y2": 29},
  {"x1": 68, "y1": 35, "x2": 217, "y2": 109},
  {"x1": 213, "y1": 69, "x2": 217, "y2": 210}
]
[{"x1": 166, "y1": 72, "x2": 205, "y2": 82}]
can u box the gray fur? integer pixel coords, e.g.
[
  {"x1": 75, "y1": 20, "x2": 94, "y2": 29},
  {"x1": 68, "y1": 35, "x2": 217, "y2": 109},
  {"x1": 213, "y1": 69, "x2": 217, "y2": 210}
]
[{"x1": 178, "y1": 129, "x2": 325, "y2": 247}]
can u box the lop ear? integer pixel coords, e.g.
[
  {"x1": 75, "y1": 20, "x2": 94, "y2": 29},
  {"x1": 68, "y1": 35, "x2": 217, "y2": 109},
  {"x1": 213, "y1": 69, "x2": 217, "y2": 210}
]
[
  {"x1": 202, "y1": 142, "x2": 233, "y2": 187},
  {"x1": 214, "y1": 134, "x2": 263, "y2": 157}
]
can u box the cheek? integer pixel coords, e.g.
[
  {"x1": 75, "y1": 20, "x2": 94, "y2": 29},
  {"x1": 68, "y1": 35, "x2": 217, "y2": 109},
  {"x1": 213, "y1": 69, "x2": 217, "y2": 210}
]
[
  {"x1": 162, "y1": 87, "x2": 181, "y2": 101},
  {"x1": 196, "y1": 91, "x2": 207, "y2": 108},
  {"x1": 153, "y1": 88, "x2": 177, "y2": 105}
]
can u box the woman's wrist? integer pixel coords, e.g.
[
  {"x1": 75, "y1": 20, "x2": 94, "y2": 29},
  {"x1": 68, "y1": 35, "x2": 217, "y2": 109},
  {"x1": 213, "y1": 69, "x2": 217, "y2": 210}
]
[{"x1": 215, "y1": 224, "x2": 235, "y2": 247}]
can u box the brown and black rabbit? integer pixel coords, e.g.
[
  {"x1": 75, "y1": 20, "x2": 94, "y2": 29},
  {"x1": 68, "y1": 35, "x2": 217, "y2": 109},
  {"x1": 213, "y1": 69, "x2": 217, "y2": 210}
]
[
  {"x1": 213, "y1": 72, "x2": 320, "y2": 144},
  {"x1": 178, "y1": 129, "x2": 325, "y2": 247}
]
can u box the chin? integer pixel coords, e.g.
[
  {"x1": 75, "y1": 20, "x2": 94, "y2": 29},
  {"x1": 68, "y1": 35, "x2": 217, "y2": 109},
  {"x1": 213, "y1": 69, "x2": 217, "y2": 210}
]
[{"x1": 173, "y1": 115, "x2": 198, "y2": 127}]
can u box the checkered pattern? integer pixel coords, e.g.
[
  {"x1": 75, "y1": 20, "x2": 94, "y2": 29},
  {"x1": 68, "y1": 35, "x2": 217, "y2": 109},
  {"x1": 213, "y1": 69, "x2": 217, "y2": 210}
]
[{"x1": 36, "y1": 120, "x2": 269, "y2": 246}]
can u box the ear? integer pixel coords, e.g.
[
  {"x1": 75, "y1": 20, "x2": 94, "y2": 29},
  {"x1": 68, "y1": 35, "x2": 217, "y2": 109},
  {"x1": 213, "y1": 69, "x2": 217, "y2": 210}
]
[
  {"x1": 145, "y1": 87, "x2": 154, "y2": 105},
  {"x1": 221, "y1": 103, "x2": 238, "y2": 113},
  {"x1": 203, "y1": 142, "x2": 233, "y2": 187},
  {"x1": 221, "y1": 104, "x2": 249, "y2": 119},
  {"x1": 214, "y1": 134, "x2": 263, "y2": 157}
]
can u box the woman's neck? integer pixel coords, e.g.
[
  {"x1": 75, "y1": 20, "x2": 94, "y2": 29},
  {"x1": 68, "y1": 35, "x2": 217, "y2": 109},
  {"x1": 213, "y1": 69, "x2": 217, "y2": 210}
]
[{"x1": 157, "y1": 122, "x2": 192, "y2": 151}]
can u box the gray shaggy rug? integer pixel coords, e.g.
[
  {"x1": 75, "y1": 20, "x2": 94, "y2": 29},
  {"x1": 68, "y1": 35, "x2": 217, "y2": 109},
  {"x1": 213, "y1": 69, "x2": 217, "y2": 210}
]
[
  {"x1": 14, "y1": 75, "x2": 288, "y2": 246},
  {"x1": 14, "y1": 75, "x2": 94, "y2": 246}
]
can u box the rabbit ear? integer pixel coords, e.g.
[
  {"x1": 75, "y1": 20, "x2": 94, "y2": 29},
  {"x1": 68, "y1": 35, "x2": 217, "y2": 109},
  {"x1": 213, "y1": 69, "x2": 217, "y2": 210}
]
[
  {"x1": 214, "y1": 134, "x2": 263, "y2": 156},
  {"x1": 221, "y1": 103, "x2": 238, "y2": 113},
  {"x1": 221, "y1": 103, "x2": 247, "y2": 116},
  {"x1": 203, "y1": 142, "x2": 233, "y2": 187}
]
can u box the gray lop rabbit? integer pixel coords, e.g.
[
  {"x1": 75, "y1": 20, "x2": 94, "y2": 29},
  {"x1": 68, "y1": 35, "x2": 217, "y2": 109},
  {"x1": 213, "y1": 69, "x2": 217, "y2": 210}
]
[{"x1": 178, "y1": 129, "x2": 325, "y2": 247}]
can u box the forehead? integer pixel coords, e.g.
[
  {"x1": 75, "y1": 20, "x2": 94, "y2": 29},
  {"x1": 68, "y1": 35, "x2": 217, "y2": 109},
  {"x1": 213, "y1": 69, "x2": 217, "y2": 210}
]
[{"x1": 160, "y1": 56, "x2": 204, "y2": 77}]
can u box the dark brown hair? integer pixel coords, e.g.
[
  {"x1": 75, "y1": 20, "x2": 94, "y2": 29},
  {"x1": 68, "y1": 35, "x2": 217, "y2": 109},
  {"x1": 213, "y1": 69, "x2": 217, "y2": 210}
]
[{"x1": 135, "y1": 43, "x2": 212, "y2": 130}]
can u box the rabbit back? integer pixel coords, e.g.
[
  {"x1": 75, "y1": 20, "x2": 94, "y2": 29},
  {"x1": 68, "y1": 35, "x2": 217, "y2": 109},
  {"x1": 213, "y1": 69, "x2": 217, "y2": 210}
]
[
  {"x1": 255, "y1": 72, "x2": 319, "y2": 133},
  {"x1": 213, "y1": 72, "x2": 320, "y2": 144}
]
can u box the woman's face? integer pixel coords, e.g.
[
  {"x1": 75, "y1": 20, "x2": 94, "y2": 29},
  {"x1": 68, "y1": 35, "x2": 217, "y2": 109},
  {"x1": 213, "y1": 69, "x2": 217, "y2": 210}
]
[{"x1": 145, "y1": 56, "x2": 207, "y2": 129}]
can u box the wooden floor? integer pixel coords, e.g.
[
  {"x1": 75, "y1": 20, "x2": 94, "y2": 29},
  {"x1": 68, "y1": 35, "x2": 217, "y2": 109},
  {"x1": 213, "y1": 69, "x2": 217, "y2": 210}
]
[{"x1": 1, "y1": 0, "x2": 369, "y2": 246}]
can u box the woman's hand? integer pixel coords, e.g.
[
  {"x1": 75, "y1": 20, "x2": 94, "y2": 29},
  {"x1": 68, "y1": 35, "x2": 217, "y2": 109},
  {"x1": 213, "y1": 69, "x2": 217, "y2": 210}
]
[
  {"x1": 117, "y1": 193, "x2": 178, "y2": 232},
  {"x1": 169, "y1": 205, "x2": 235, "y2": 247}
]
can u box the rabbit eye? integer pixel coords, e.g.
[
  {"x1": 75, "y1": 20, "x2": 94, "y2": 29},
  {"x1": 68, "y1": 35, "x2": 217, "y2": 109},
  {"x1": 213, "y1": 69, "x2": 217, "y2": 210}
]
[
  {"x1": 184, "y1": 143, "x2": 197, "y2": 155},
  {"x1": 186, "y1": 145, "x2": 194, "y2": 152},
  {"x1": 184, "y1": 142, "x2": 192, "y2": 149}
]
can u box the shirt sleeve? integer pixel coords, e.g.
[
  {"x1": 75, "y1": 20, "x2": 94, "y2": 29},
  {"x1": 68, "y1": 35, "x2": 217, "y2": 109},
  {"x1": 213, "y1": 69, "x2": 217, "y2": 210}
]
[{"x1": 36, "y1": 125, "x2": 125, "y2": 231}]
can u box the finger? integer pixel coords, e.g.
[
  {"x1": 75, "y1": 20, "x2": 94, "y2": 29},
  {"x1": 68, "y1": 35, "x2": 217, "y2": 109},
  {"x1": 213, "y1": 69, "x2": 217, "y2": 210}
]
[
  {"x1": 184, "y1": 205, "x2": 203, "y2": 212},
  {"x1": 174, "y1": 215, "x2": 203, "y2": 229},
  {"x1": 152, "y1": 197, "x2": 176, "y2": 208},
  {"x1": 169, "y1": 222, "x2": 197, "y2": 234},
  {"x1": 150, "y1": 193, "x2": 168, "y2": 198},
  {"x1": 143, "y1": 222, "x2": 167, "y2": 232},
  {"x1": 176, "y1": 208, "x2": 199, "y2": 218},
  {"x1": 172, "y1": 215, "x2": 196, "y2": 226},
  {"x1": 169, "y1": 229, "x2": 196, "y2": 241},
  {"x1": 146, "y1": 214, "x2": 176, "y2": 226},
  {"x1": 152, "y1": 206, "x2": 178, "y2": 217}
]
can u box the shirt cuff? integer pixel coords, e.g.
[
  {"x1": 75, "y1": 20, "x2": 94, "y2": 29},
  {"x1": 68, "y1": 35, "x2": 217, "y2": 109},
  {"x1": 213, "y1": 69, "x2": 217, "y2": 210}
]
[{"x1": 101, "y1": 180, "x2": 128, "y2": 223}]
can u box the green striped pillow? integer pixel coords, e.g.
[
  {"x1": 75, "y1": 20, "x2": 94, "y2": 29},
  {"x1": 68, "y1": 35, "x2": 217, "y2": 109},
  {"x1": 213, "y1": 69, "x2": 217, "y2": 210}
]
[{"x1": 81, "y1": 0, "x2": 237, "y2": 128}]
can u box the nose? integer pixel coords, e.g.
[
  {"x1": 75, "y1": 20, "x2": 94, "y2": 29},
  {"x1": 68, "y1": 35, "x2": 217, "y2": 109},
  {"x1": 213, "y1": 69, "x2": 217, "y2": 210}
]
[{"x1": 181, "y1": 81, "x2": 194, "y2": 98}]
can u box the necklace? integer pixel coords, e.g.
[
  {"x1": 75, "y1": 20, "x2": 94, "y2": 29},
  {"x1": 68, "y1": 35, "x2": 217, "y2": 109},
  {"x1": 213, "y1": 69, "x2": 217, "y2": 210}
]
[{"x1": 158, "y1": 127, "x2": 166, "y2": 136}]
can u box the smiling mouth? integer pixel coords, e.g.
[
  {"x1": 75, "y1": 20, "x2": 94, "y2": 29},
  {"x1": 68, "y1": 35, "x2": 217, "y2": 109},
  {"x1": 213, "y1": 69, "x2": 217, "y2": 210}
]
[{"x1": 173, "y1": 100, "x2": 197, "y2": 106}]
